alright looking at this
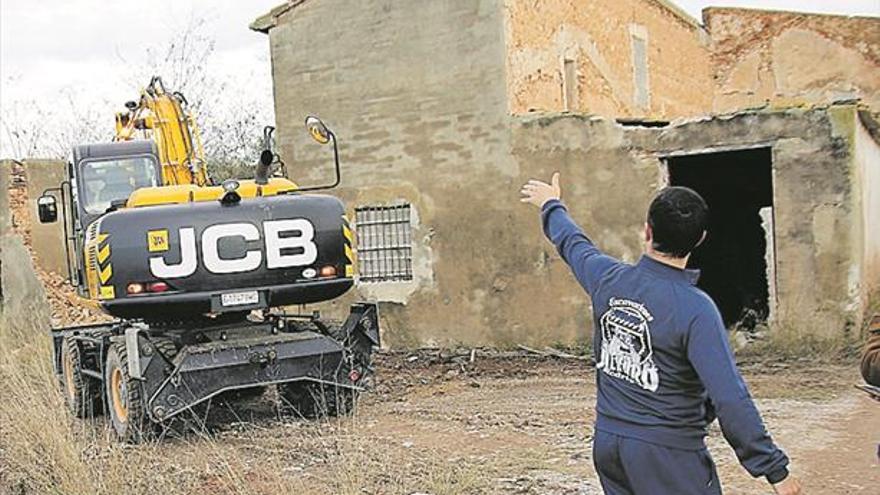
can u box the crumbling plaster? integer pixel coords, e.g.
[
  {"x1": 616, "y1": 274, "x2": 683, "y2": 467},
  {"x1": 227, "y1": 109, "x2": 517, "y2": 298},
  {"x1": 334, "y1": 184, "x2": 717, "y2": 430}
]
[
  {"x1": 257, "y1": 0, "x2": 877, "y2": 346},
  {"x1": 503, "y1": 0, "x2": 713, "y2": 119},
  {"x1": 629, "y1": 104, "x2": 874, "y2": 336},
  {"x1": 705, "y1": 8, "x2": 880, "y2": 113}
]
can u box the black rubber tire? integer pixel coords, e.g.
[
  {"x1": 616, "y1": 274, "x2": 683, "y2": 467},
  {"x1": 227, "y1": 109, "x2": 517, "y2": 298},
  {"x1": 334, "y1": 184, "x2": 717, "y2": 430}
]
[
  {"x1": 278, "y1": 381, "x2": 320, "y2": 418},
  {"x1": 279, "y1": 321, "x2": 371, "y2": 419},
  {"x1": 59, "y1": 337, "x2": 102, "y2": 418},
  {"x1": 104, "y1": 342, "x2": 153, "y2": 443},
  {"x1": 278, "y1": 380, "x2": 353, "y2": 418},
  {"x1": 148, "y1": 337, "x2": 179, "y2": 364}
]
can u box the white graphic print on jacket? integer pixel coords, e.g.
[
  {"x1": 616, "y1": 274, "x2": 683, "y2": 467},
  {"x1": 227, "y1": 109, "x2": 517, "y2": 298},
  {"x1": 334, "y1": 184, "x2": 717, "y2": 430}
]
[{"x1": 597, "y1": 298, "x2": 659, "y2": 392}]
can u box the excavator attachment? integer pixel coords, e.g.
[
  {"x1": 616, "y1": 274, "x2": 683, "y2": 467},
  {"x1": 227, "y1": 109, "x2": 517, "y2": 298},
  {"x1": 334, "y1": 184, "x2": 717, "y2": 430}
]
[{"x1": 51, "y1": 304, "x2": 379, "y2": 440}]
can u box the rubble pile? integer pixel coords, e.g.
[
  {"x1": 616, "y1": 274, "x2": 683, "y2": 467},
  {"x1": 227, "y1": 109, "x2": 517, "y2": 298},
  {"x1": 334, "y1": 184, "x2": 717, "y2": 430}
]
[{"x1": 8, "y1": 173, "x2": 110, "y2": 327}]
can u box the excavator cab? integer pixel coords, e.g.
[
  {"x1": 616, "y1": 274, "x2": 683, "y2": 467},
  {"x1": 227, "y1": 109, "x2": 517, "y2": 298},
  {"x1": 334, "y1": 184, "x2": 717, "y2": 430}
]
[
  {"x1": 36, "y1": 140, "x2": 162, "y2": 295},
  {"x1": 81, "y1": 156, "x2": 159, "y2": 215},
  {"x1": 73, "y1": 141, "x2": 162, "y2": 224}
]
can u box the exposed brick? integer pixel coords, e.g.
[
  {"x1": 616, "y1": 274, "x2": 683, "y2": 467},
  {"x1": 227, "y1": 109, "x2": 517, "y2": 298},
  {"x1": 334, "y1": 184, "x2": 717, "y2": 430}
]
[{"x1": 504, "y1": 0, "x2": 713, "y2": 119}]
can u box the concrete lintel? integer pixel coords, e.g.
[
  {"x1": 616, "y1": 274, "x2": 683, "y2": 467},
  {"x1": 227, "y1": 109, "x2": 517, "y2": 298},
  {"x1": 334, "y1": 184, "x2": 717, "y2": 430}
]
[{"x1": 656, "y1": 141, "x2": 776, "y2": 159}]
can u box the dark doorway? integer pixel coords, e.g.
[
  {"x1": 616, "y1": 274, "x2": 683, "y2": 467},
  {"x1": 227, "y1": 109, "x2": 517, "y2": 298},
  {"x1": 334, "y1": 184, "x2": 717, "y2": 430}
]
[{"x1": 667, "y1": 148, "x2": 774, "y2": 328}]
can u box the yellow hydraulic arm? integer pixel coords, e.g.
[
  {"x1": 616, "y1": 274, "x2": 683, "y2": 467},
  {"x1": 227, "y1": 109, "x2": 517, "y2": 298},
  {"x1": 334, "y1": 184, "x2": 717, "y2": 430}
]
[{"x1": 114, "y1": 76, "x2": 210, "y2": 186}]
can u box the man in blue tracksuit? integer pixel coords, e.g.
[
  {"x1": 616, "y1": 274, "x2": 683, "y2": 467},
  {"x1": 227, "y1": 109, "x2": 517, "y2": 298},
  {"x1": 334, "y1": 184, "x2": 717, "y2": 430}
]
[{"x1": 520, "y1": 173, "x2": 802, "y2": 495}]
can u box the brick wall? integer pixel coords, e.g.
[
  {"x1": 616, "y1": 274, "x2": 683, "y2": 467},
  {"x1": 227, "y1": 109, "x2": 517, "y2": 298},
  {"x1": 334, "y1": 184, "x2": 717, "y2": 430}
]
[
  {"x1": 504, "y1": 0, "x2": 714, "y2": 119},
  {"x1": 705, "y1": 8, "x2": 880, "y2": 113}
]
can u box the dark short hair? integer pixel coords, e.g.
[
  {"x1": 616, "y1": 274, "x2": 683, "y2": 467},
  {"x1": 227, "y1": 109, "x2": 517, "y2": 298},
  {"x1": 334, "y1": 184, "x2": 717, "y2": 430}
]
[{"x1": 647, "y1": 187, "x2": 708, "y2": 258}]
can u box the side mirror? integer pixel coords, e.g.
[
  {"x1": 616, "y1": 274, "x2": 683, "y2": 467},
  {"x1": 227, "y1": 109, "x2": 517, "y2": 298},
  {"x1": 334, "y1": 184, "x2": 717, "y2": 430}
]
[
  {"x1": 259, "y1": 149, "x2": 274, "y2": 167},
  {"x1": 296, "y1": 115, "x2": 341, "y2": 192},
  {"x1": 37, "y1": 195, "x2": 58, "y2": 223},
  {"x1": 305, "y1": 116, "x2": 332, "y2": 145}
]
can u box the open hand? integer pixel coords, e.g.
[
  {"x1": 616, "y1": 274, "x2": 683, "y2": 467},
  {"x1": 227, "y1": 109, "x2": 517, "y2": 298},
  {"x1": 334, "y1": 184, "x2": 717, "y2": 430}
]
[
  {"x1": 773, "y1": 476, "x2": 802, "y2": 495},
  {"x1": 520, "y1": 172, "x2": 561, "y2": 208}
]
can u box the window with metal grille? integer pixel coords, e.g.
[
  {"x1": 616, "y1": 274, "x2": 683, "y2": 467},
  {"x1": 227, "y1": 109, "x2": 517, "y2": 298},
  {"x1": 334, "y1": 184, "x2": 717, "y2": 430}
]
[{"x1": 354, "y1": 204, "x2": 413, "y2": 282}]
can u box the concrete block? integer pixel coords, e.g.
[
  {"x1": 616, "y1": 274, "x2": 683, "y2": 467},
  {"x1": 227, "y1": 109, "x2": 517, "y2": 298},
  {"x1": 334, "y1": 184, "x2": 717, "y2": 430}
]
[{"x1": 0, "y1": 233, "x2": 50, "y2": 328}]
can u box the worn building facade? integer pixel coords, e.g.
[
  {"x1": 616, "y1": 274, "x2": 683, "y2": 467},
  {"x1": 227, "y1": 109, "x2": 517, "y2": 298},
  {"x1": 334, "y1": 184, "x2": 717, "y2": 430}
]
[
  {"x1": 253, "y1": 1, "x2": 880, "y2": 347},
  {"x1": 705, "y1": 8, "x2": 880, "y2": 113},
  {"x1": 505, "y1": 0, "x2": 713, "y2": 119}
]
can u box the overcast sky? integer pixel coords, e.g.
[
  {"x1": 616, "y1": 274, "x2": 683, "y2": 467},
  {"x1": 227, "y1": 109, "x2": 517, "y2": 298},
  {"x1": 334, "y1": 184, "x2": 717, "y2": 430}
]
[{"x1": 1, "y1": 0, "x2": 877, "y2": 157}]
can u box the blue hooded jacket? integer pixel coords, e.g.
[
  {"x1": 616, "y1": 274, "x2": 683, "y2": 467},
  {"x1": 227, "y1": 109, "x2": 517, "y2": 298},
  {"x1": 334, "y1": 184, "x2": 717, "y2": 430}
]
[{"x1": 542, "y1": 199, "x2": 789, "y2": 484}]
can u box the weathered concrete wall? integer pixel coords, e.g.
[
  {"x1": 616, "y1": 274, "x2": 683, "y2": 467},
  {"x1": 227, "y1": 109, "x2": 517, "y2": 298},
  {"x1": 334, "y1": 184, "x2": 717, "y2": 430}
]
[
  {"x1": 257, "y1": 1, "x2": 875, "y2": 346},
  {"x1": 854, "y1": 113, "x2": 880, "y2": 306},
  {"x1": 511, "y1": 106, "x2": 875, "y2": 341},
  {"x1": 504, "y1": 0, "x2": 713, "y2": 119},
  {"x1": 704, "y1": 8, "x2": 880, "y2": 113},
  {"x1": 24, "y1": 160, "x2": 67, "y2": 276},
  {"x1": 0, "y1": 160, "x2": 51, "y2": 326},
  {"x1": 627, "y1": 104, "x2": 873, "y2": 336},
  {"x1": 261, "y1": 0, "x2": 532, "y2": 347},
  {"x1": 509, "y1": 116, "x2": 660, "y2": 343}
]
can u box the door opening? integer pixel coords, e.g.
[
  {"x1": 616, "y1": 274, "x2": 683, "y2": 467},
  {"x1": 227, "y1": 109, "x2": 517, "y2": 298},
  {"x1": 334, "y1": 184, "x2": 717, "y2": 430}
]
[{"x1": 667, "y1": 148, "x2": 774, "y2": 329}]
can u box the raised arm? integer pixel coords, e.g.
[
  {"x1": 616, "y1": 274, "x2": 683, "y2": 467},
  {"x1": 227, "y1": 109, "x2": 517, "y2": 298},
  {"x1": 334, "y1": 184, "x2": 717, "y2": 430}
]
[
  {"x1": 521, "y1": 173, "x2": 620, "y2": 295},
  {"x1": 687, "y1": 305, "x2": 797, "y2": 493}
]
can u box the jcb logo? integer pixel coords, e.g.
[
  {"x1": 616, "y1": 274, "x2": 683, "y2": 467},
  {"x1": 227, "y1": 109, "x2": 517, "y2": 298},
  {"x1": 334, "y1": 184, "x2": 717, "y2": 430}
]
[{"x1": 149, "y1": 219, "x2": 317, "y2": 278}]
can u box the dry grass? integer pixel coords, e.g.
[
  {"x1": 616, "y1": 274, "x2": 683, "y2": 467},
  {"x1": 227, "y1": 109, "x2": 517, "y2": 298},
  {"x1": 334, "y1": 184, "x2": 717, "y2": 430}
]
[{"x1": 0, "y1": 305, "x2": 492, "y2": 495}]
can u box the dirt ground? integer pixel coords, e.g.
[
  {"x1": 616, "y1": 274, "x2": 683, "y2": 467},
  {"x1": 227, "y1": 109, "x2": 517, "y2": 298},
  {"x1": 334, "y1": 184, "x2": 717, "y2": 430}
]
[{"x1": 172, "y1": 351, "x2": 877, "y2": 495}]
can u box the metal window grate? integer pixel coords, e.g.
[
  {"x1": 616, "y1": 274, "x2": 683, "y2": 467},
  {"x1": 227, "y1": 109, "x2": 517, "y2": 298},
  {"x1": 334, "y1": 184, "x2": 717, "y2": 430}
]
[{"x1": 354, "y1": 204, "x2": 413, "y2": 282}]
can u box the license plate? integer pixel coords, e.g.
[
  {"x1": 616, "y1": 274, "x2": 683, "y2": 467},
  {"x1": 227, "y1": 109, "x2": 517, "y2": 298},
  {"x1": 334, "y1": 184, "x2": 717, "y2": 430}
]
[{"x1": 221, "y1": 290, "x2": 259, "y2": 307}]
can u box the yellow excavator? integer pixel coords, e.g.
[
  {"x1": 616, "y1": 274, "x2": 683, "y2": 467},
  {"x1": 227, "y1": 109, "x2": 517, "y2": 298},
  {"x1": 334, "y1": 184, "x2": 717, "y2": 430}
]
[{"x1": 37, "y1": 76, "x2": 378, "y2": 442}]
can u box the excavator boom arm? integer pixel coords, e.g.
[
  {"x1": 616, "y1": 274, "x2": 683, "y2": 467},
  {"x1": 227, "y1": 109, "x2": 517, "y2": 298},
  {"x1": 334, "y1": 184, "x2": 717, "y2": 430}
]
[{"x1": 114, "y1": 76, "x2": 210, "y2": 186}]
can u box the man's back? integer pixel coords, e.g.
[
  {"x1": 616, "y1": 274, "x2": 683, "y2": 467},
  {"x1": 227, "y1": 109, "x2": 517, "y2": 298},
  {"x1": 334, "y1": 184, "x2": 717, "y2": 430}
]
[
  {"x1": 538, "y1": 196, "x2": 791, "y2": 491},
  {"x1": 591, "y1": 256, "x2": 722, "y2": 449}
]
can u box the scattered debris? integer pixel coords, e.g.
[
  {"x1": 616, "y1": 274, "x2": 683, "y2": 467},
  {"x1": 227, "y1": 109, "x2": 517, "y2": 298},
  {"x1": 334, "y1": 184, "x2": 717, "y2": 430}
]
[{"x1": 517, "y1": 345, "x2": 590, "y2": 362}]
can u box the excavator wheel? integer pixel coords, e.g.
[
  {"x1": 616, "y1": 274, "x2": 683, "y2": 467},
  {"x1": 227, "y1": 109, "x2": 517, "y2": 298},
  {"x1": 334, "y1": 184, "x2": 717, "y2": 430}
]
[
  {"x1": 279, "y1": 322, "x2": 368, "y2": 418},
  {"x1": 279, "y1": 380, "x2": 353, "y2": 419},
  {"x1": 104, "y1": 341, "x2": 153, "y2": 443},
  {"x1": 59, "y1": 337, "x2": 102, "y2": 418}
]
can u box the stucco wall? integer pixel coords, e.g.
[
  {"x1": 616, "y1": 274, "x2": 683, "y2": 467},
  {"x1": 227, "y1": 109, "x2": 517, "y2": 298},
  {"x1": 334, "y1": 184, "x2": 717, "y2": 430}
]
[
  {"x1": 515, "y1": 106, "x2": 871, "y2": 341},
  {"x1": 704, "y1": 8, "x2": 880, "y2": 113},
  {"x1": 628, "y1": 105, "x2": 871, "y2": 336},
  {"x1": 264, "y1": 0, "x2": 530, "y2": 347},
  {"x1": 503, "y1": 0, "x2": 713, "y2": 119}
]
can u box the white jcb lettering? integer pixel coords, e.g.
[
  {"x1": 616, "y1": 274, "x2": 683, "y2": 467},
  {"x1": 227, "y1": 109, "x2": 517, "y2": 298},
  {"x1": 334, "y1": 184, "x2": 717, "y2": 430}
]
[
  {"x1": 148, "y1": 220, "x2": 319, "y2": 279},
  {"x1": 202, "y1": 223, "x2": 262, "y2": 274},
  {"x1": 149, "y1": 227, "x2": 198, "y2": 278},
  {"x1": 264, "y1": 219, "x2": 318, "y2": 268}
]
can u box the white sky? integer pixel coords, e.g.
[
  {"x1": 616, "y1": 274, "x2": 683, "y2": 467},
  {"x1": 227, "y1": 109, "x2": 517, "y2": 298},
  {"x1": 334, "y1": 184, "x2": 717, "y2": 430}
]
[{"x1": 1, "y1": 0, "x2": 878, "y2": 157}]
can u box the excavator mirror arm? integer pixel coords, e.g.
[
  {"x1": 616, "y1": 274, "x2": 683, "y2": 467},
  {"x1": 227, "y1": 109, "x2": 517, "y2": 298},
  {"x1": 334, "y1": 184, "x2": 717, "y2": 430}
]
[
  {"x1": 294, "y1": 116, "x2": 342, "y2": 193},
  {"x1": 39, "y1": 183, "x2": 76, "y2": 287}
]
